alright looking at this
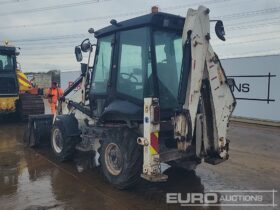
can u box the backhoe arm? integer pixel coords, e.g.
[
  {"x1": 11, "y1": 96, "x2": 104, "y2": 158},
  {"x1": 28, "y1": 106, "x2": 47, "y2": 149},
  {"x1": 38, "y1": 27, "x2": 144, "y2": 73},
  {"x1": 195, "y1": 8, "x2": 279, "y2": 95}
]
[{"x1": 174, "y1": 6, "x2": 236, "y2": 159}]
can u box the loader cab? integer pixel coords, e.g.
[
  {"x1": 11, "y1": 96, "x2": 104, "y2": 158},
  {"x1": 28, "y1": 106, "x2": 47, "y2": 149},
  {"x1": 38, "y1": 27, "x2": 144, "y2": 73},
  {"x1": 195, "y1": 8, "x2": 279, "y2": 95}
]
[
  {"x1": 89, "y1": 12, "x2": 185, "y2": 121},
  {"x1": 0, "y1": 46, "x2": 19, "y2": 96}
]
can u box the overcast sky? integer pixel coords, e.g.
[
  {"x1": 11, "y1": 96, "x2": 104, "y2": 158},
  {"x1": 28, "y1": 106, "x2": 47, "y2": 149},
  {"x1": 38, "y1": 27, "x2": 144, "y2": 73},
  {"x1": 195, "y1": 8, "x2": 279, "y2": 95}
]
[{"x1": 0, "y1": 0, "x2": 280, "y2": 72}]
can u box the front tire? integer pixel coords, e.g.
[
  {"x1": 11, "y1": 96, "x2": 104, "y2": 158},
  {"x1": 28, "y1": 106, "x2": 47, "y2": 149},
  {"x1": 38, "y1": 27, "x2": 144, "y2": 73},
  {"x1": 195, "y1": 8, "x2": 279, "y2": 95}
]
[
  {"x1": 99, "y1": 127, "x2": 142, "y2": 189},
  {"x1": 51, "y1": 124, "x2": 79, "y2": 162}
]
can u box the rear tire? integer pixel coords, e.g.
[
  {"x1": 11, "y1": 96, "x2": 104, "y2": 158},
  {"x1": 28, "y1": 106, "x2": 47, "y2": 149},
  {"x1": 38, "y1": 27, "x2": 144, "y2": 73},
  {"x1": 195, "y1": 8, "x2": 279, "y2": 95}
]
[
  {"x1": 99, "y1": 127, "x2": 142, "y2": 189},
  {"x1": 51, "y1": 124, "x2": 79, "y2": 162}
]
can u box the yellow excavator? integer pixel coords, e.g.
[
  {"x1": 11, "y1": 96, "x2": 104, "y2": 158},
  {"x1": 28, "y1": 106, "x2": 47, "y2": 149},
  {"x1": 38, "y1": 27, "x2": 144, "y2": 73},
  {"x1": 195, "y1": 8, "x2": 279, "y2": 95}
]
[{"x1": 0, "y1": 43, "x2": 44, "y2": 119}]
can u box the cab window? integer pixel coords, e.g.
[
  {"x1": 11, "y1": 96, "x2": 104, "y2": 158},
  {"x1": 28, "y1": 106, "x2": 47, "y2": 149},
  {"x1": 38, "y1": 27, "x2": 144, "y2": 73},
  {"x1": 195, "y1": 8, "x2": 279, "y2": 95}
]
[
  {"x1": 117, "y1": 27, "x2": 152, "y2": 100},
  {"x1": 0, "y1": 54, "x2": 15, "y2": 72},
  {"x1": 154, "y1": 30, "x2": 182, "y2": 109},
  {"x1": 91, "y1": 35, "x2": 113, "y2": 94}
]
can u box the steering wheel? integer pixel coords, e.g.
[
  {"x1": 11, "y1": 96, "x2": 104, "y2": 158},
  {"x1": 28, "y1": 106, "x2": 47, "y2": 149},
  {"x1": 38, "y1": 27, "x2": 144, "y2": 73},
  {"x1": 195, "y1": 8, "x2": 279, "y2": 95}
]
[{"x1": 120, "y1": 73, "x2": 138, "y2": 83}]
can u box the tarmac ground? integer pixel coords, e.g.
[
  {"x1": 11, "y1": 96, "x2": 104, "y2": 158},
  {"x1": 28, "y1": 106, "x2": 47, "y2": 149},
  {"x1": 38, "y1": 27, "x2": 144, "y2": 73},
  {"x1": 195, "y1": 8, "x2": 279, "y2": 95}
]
[{"x1": 0, "y1": 117, "x2": 279, "y2": 210}]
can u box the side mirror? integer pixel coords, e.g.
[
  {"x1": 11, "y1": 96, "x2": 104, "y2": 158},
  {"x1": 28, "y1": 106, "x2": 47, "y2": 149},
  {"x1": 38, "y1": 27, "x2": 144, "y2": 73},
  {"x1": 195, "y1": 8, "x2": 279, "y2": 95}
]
[
  {"x1": 215, "y1": 20, "x2": 226, "y2": 41},
  {"x1": 75, "y1": 46, "x2": 83, "y2": 62},
  {"x1": 81, "y1": 39, "x2": 92, "y2": 53},
  {"x1": 81, "y1": 63, "x2": 88, "y2": 76}
]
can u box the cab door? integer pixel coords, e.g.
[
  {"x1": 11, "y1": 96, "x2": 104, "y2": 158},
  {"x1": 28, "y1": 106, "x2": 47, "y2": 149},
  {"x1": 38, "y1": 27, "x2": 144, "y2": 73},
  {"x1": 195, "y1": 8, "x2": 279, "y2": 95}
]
[{"x1": 115, "y1": 27, "x2": 153, "y2": 104}]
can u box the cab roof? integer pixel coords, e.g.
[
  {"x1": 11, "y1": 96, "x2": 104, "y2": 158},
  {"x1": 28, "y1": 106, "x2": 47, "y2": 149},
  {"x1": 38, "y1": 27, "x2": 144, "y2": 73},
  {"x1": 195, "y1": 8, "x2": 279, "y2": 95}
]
[
  {"x1": 0, "y1": 45, "x2": 16, "y2": 54},
  {"x1": 94, "y1": 12, "x2": 185, "y2": 38}
]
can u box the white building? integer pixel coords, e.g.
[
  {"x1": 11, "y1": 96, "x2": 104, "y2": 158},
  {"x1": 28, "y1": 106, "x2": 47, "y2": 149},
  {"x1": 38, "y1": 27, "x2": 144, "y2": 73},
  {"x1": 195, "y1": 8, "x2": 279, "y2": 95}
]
[{"x1": 221, "y1": 55, "x2": 279, "y2": 121}]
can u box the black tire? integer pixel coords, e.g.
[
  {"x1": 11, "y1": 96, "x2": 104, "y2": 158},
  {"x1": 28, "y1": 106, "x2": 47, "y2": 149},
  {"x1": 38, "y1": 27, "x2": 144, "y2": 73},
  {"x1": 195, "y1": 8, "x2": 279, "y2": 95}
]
[
  {"x1": 99, "y1": 127, "x2": 143, "y2": 189},
  {"x1": 51, "y1": 124, "x2": 79, "y2": 162}
]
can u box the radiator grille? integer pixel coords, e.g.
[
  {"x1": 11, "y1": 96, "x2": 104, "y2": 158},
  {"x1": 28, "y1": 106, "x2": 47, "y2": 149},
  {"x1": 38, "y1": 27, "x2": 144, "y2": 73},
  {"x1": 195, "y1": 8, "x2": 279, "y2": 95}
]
[{"x1": 0, "y1": 77, "x2": 18, "y2": 95}]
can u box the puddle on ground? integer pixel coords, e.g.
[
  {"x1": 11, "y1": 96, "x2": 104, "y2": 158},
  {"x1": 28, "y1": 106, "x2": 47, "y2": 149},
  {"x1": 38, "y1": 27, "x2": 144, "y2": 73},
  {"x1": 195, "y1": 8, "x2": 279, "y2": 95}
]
[{"x1": 0, "y1": 122, "x2": 222, "y2": 210}]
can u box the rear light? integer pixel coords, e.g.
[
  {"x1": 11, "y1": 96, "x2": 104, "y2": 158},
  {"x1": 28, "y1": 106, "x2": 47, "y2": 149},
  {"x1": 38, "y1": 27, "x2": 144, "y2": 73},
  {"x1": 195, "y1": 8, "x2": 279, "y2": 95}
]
[{"x1": 152, "y1": 104, "x2": 160, "y2": 124}]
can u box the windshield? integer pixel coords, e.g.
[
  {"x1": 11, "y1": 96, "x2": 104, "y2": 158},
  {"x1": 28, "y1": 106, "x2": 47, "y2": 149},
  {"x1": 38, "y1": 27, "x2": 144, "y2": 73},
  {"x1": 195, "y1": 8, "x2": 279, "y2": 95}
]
[
  {"x1": 0, "y1": 54, "x2": 15, "y2": 72},
  {"x1": 154, "y1": 30, "x2": 182, "y2": 109}
]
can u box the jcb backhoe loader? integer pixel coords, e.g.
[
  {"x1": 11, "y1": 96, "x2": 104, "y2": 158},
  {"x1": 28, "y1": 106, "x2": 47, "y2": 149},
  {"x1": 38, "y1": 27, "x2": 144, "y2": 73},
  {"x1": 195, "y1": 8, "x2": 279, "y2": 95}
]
[
  {"x1": 26, "y1": 6, "x2": 236, "y2": 189},
  {"x1": 0, "y1": 44, "x2": 44, "y2": 119}
]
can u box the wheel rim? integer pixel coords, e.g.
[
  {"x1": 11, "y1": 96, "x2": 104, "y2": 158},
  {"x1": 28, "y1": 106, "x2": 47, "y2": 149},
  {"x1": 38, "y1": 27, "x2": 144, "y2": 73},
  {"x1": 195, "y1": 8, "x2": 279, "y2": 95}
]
[
  {"x1": 104, "y1": 143, "x2": 123, "y2": 176},
  {"x1": 52, "y1": 128, "x2": 63, "y2": 153}
]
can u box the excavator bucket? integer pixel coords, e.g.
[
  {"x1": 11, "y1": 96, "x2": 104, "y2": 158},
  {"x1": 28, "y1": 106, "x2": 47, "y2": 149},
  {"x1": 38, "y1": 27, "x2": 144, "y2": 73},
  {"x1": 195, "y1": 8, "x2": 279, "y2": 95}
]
[{"x1": 23, "y1": 114, "x2": 53, "y2": 147}]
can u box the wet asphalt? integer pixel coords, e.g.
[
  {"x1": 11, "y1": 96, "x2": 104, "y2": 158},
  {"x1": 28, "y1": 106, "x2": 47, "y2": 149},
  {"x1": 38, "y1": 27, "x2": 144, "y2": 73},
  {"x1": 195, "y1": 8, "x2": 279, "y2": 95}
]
[{"x1": 0, "y1": 118, "x2": 279, "y2": 210}]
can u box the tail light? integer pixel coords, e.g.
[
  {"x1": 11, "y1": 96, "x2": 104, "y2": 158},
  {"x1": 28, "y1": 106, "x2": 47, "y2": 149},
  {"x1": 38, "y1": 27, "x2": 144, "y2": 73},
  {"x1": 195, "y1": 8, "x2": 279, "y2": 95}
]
[{"x1": 152, "y1": 104, "x2": 160, "y2": 124}]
